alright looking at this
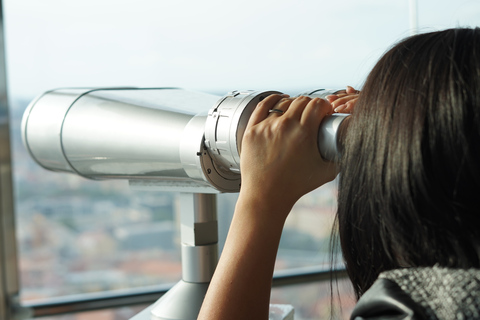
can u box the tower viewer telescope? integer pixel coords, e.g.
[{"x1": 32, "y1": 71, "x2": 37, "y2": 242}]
[{"x1": 22, "y1": 87, "x2": 349, "y2": 193}]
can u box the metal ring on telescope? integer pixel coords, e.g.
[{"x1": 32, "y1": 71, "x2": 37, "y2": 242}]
[{"x1": 268, "y1": 109, "x2": 284, "y2": 115}]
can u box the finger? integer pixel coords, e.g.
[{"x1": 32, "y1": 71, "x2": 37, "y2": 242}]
[
  {"x1": 301, "y1": 98, "x2": 333, "y2": 128},
  {"x1": 267, "y1": 98, "x2": 293, "y2": 117},
  {"x1": 325, "y1": 87, "x2": 352, "y2": 102},
  {"x1": 247, "y1": 94, "x2": 287, "y2": 128},
  {"x1": 326, "y1": 95, "x2": 339, "y2": 103},
  {"x1": 284, "y1": 96, "x2": 312, "y2": 120},
  {"x1": 346, "y1": 86, "x2": 360, "y2": 94},
  {"x1": 342, "y1": 98, "x2": 359, "y2": 113},
  {"x1": 333, "y1": 104, "x2": 347, "y2": 113},
  {"x1": 334, "y1": 97, "x2": 358, "y2": 113},
  {"x1": 331, "y1": 94, "x2": 359, "y2": 109}
]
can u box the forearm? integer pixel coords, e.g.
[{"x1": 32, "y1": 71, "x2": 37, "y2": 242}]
[{"x1": 198, "y1": 195, "x2": 291, "y2": 320}]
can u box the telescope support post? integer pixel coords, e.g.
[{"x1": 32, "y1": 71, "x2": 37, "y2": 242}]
[{"x1": 147, "y1": 193, "x2": 218, "y2": 320}]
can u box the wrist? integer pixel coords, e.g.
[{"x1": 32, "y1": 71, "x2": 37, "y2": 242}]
[{"x1": 235, "y1": 190, "x2": 293, "y2": 228}]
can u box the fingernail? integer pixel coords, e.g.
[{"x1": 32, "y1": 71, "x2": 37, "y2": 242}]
[{"x1": 334, "y1": 104, "x2": 346, "y2": 112}]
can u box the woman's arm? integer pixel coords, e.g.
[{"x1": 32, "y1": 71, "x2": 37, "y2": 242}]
[{"x1": 198, "y1": 94, "x2": 337, "y2": 320}]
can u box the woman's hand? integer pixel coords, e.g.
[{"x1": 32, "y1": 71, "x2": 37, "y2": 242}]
[
  {"x1": 239, "y1": 94, "x2": 338, "y2": 216},
  {"x1": 326, "y1": 85, "x2": 360, "y2": 113}
]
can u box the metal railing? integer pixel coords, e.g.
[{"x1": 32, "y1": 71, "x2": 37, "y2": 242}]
[{"x1": 22, "y1": 266, "x2": 347, "y2": 318}]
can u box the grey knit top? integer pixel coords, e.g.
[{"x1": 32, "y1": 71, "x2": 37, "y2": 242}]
[{"x1": 379, "y1": 266, "x2": 480, "y2": 320}]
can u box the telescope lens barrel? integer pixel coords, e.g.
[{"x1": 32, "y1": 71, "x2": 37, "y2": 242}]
[{"x1": 22, "y1": 88, "x2": 220, "y2": 180}]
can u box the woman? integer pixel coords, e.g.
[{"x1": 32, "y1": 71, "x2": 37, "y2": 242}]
[{"x1": 198, "y1": 28, "x2": 480, "y2": 319}]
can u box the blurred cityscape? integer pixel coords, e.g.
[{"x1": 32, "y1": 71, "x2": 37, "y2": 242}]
[{"x1": 10, "y1": 98, "x2": 352, "y2": 319}]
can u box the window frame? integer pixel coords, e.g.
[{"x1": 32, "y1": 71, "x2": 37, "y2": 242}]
[{"x1": 0, "y1": 1, "x2": 22, "y2": 319}]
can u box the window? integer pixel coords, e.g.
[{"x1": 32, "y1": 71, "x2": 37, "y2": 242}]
[{"x1": 2, "y1": 0, "x2": 480, "y2": 319}]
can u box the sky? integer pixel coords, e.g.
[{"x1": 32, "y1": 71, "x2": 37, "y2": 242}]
[{"x1": 3, "y1": 0, "x2": 480, "y2": 100}]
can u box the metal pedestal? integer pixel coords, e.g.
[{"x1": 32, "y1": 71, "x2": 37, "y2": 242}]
[{"x1": 131, "y1": 193, "x2": 218, "y2": 320}]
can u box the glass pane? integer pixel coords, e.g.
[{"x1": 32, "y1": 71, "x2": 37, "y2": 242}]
[
  {"x1": 277, "y1": 181, "x2": 339, "y2": 270},
  {"x1": 6, "y1": 0, "x2": 480, "y2": 309}
]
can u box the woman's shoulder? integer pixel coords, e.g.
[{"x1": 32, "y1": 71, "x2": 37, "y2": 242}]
[{"x1": 351, "y1": 266, "x2": 480, "y2": 320}]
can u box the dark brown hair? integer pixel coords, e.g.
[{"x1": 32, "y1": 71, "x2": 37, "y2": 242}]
[{"x1": 336, "y1": 28, "x2": 480, "y2": 299}]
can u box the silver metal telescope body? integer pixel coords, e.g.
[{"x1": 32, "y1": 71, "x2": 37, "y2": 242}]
[{"x1": 21, "y1": 87, "x2": 349, "y2": 193}]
